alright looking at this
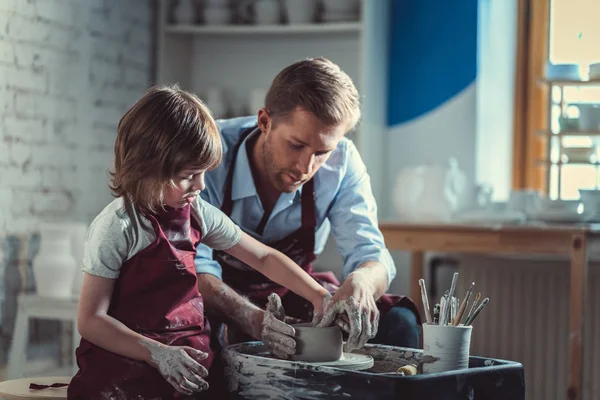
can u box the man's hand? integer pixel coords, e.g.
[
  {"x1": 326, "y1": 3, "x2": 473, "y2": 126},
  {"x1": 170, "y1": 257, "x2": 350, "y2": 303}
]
[
  {"x1": 262, "y1": 293, "x2": 296, "y2": 359},
  {"x1": 317, "y1": 270, "x2": 380, "y2": 352}
]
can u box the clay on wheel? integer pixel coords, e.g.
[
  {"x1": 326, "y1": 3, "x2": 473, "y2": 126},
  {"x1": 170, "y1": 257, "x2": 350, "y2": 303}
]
[{"x1": 291, "y1": 323, "x2": 343, "y2": 362}]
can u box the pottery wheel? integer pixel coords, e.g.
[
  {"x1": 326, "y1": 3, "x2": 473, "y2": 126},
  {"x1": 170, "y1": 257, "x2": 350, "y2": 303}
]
[
  {"x1": 0, "y1": 376, "x2": 70, "y2": 399},
  {"x1": 303, "y1": 352, "x2": 374, "y2": 371}
]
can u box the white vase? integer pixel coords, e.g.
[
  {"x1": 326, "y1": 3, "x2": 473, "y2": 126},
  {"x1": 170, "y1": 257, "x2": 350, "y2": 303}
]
[
  {"x1": 32, "y1": 224, "x2": 77, "y2": 298},
  {"x1": 63, "y1": 223, "x2": 87, "y2": 296},
  {"x1": 248, "y1": 88, "x2": 267, "y2": 113},
  {"x1": 174, "y1": 0, "x2": 197, "y2": 25},
  {"x1": 284, "y1": 0, "x2": 315, "y2": 24},
  {"x1": 393, "y1": 158, "x2": 467, "y2": 222},
  {"x1": 254, "y1": 0, "x2": 281, "y2": 24},
  {"x1": 205, "y1": 88, "x2": 228, "y2": 118}
]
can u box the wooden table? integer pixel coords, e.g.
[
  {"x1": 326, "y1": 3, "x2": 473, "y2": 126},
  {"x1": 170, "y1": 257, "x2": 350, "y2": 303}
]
[{"x1": 379, "y1": 221, "x2": 600, "y2": 400}]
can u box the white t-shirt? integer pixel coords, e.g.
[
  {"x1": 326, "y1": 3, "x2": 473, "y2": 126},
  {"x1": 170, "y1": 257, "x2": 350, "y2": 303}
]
[{"x1": 83, "y1": 197, "x2": 242, "y2": 279}]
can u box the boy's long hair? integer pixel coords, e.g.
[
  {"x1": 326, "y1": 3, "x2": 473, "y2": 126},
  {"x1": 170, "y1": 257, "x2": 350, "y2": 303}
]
[{"x1": 110, "y1": 85, "x2": 222, "y2": 213}]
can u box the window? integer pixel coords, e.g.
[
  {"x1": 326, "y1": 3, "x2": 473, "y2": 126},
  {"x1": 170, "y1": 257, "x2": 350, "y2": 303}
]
[{"x1": 512, "y1": 0, "x2": 600, "y2": 199}]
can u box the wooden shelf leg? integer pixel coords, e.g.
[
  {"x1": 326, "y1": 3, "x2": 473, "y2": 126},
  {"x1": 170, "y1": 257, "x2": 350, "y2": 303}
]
[
  {"x1": 410, "y1": 251, "x2": 425, "y2": 321},
  {"x1": 567, "y1": 234, "x2": 588, "y2": 400}
]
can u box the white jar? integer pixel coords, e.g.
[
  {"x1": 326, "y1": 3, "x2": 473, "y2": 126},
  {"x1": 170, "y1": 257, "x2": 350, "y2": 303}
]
[
  {"x1": 248, "y1": 88, "x2": 267, "y2": 114},
  {"x1": 284, "y1": 0, "x2": 315, "y2": 24},
  {"x1": 32, "y1": 223, "x2": 77, "y2": 298},
  {"x1": 174, "y1": 0, "x2": 197, "y2": 25},
  {"x1": 63, "y1": 222, "x2": 87, "y2": 297},
  {"x1": 205, "y1": 88, "x2": 228, "y2": 118}
]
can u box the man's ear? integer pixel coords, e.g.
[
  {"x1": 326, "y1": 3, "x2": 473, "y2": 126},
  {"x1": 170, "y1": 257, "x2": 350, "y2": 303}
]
[{"x1": 257, "y1": 108, "x2": 271, "y2": 134}]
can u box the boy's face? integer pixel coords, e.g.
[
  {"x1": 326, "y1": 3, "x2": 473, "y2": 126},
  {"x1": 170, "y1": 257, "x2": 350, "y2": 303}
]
[{"x1": 163, "y1": 167, "x2": 206, "y2": 209}]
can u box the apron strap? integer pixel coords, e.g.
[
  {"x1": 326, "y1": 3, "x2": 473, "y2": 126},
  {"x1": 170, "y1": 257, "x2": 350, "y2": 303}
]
[
  {"x1": 300, "y1": 178, "x2": 316, "y2": 254},
  {"x1": 221, "y1": 127, "x2": 257, "y2": 216}
]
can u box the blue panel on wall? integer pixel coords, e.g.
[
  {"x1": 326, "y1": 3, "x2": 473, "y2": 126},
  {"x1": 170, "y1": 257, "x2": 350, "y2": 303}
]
[{"x1": 387, "y1": 0, "x2": 478, "y2": 126}]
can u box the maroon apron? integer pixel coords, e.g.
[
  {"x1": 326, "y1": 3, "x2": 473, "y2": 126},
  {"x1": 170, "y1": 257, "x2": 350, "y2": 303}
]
[
  {"x1": 213, "y1": 128, "x2": 421, "y2": 340},
  {"x1": 68, "y1": 205, "x2": 213, "y2": 400}
]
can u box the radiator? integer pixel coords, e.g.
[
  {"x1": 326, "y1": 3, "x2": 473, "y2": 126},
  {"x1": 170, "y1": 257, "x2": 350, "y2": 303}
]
[{"x1": 454, "y1": 256, "x2": 600, "y2": 400}]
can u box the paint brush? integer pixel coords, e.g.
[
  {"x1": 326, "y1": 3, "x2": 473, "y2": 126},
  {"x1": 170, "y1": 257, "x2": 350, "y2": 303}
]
[
  {"x1": 465, "y1": 297, "x2": 490, "y2": 325},
  {"x1": 433, "y1": 303, "x2": 440, "y2": 324},
  {"x1": 439, "y1": 291, "x2": 449, "y2": 325},
  {"x1": 453, "y1": 282, "x2": 474, "y2": 326},
  {"x1": 445, "y1": 273, "x2": 459, "y2": 325},
  {"x1": 465, "y1": 292, "x2": 481, "y2": 323},
  {"x1": 455, "y1": 297, "x2": 459, "y2": 320},
  {"x1": 419, "y1": 279, "x2": 432, "y2": 324}
]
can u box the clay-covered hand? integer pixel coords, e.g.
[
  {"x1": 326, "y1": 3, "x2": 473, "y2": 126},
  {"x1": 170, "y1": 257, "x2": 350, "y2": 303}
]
[
  {"x1": 317, "y1": 273, "x2": 379, "y2": 352},
  {"x1": 262, "y1": 293, "x2": 296, "y2": 359},
  {"x1": 310, "y1": 292, "x2": 332, "y2": 327},
  {"x1": 142, "y1": 340, "x2": 209, "y2": 396}
]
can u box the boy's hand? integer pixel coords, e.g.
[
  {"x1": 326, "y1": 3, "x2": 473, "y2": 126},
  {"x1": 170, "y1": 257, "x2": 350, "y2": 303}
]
[
  {"x1": 142, "y1": 341, "x2": 209, "y2": 396},
  {"x1": 262, "y1": 293, "x2": 296, "y2": 359},
  {"x1": 310, "y1": 292, "x2": 332, "y2": 327}
]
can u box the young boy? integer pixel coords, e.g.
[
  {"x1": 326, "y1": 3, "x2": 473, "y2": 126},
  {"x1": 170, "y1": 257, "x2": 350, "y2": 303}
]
[{"x1": 67, "y1": 85, "x2": 330, "y2": 399}]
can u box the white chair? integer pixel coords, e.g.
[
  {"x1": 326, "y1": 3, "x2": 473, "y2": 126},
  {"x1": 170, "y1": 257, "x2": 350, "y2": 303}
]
[{"x1": 6, "y1": 294, "x2": 80, "y2": 379}]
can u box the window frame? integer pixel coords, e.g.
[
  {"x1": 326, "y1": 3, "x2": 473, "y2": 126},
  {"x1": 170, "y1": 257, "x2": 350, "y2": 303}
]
[{"x1": 512, "y1": 0, "x2": 550, "y2": 192}]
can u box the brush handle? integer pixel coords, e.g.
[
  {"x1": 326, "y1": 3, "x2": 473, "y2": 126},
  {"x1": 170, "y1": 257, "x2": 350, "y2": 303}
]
[
  {"x1": 465, "y1": 297, "x2": 489, "y2": 325},
  {"x1": 453, "y1": 291, "x2": 471, "y2": 326}
]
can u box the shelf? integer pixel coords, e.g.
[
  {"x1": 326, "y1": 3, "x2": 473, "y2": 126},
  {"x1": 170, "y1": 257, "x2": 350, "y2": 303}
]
[
  {"x1": 537, "y1": 77, "x2": 600, "y2": 87},
  {"x1": 537, "y1": 159, "x2": 600, "y2": 166},
  {"x1": 537, "y1": 130, "x2": 600, "y2": 137},
  {"x1": 164, "y1": 22, "x2": 363, "y2": 36}
]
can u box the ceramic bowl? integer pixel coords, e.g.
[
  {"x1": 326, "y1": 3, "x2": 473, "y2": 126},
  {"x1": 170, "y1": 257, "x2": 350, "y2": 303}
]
[
  {"x1": 577, "y1": 104, "x2": 600, "y2": 131},
  {"x1": 561, "y1": 146, "x2": 596, "y2": 163},
  {"x1": 579, "y1": 189, "x2": 600, "y2": 214},
  {"x1": 203, "y1": 7, "x2": 231, "y2": 25},
  {"x1": 291, "y1": 323, "x2": 343, "y2": 363},
  {"x1": 323, "y1": 0, "x2": 359, "y2": 13},
  {"x1": 545, "y1": 62, "x2": 581, "y2": 81},
  {"x1": 589, "y1": 62, "x2": 600, "y2": 80},
  {"x1": 284, "y1": 0, "x2": 316, "y2": 24}
]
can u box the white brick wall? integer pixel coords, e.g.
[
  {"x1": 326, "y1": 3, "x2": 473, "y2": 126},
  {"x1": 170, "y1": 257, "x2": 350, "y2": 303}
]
[{"x1": 0, "y1": 0, "x2": 153, "y2": 232}]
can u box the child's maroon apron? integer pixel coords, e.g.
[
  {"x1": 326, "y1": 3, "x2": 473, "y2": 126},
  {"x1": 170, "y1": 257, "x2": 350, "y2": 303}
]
[
  {"x1": 68, "y1": 205, "x2": 213, "y2": 400},
  {"x1": 213, "y1": 128, "x2": 421, "y2": 341}
]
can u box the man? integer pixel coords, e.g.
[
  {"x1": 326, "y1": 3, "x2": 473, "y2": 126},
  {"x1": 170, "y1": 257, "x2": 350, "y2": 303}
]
[{"x1": 195, "y1": 57, "x2": 420, "y2": 359}]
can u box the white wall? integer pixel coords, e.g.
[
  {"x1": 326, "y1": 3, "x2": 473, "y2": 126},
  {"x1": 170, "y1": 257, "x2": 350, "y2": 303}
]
[
  {"x1": 385, "y1": 84, "x2": 477, "y2": 295},
  {"x1": 380, "y1": 0, "x2": 518, "y2": 295},
  {"x1": 383, "y1": 85, "x2": 477, "y2": 295},
  {"x1": 0, "y1": 0, "x2": 154, "y2": 233},
  {"x1": 358, "y1": 0, "x2": 390, "y2": 208},
  {"x1": 475, "y1": 0, "x2": 517, "y2": 202}
]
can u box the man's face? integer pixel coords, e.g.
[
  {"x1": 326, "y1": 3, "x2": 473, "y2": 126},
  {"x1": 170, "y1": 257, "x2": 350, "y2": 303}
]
[{"x1": 257, "y1": 107, "x2": 347, "y2": 193}]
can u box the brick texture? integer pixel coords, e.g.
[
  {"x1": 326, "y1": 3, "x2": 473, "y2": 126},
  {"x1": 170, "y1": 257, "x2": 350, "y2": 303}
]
[{"x1": 0, "y1": 0, "x2": 153, "y2": 232}]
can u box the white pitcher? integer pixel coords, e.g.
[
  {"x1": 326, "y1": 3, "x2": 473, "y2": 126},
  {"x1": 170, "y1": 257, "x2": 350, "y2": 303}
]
[
  {"x1": 64, "y1": 222, "x2": 87, "y2": 296},
  {"x1": 32, "y1": 223, "x2": 77, "y2": 298},
  {"x1": 393, "y1": 158, "x2": 467, "y2": 223}
]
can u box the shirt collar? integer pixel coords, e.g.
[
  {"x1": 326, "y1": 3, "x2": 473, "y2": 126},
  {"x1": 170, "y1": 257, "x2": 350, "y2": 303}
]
[
  {"x1": 231, "y1": 128, "x2": 259, "y2": 201},
  {"x1": 230, "y1": 128, "x2": 303, "y2": 201}
]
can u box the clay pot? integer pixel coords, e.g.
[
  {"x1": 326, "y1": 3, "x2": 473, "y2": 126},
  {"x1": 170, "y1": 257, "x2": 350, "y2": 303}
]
[{"x1": 291, "y1": 323, "x2": 342, "y2": 363}]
